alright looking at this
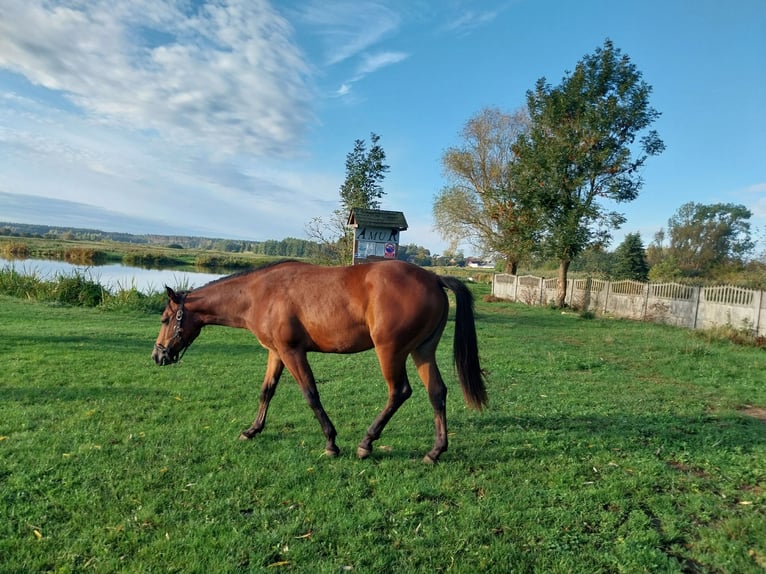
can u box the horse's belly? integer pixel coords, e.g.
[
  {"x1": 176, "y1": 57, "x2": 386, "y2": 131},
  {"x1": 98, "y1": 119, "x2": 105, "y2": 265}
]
[{"x1": 311, "y1": 324, "x2": 373, "y2": 354}]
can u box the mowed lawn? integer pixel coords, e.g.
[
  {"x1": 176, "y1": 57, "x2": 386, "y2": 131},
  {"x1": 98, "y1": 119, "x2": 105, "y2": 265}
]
[{"x1": 1, "y1": 287, "x2": 765, "y2": 573}]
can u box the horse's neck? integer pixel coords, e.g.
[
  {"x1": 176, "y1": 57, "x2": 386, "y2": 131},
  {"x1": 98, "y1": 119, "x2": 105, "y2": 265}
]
[{"x1": 191, "y1": 283, "x2": 251, "y2": 329}]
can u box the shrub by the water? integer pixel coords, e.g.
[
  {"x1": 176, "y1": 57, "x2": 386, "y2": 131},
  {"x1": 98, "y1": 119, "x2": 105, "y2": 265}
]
[
  {"x1": 51, "y1": 271, "x2": 104, "y2": 306},
  {"x1": 0, "y1": 242, "x2": 30, "y2": 258},
  {"x1": 0, "y1": 266, "x2": 164, "y2": 310}
]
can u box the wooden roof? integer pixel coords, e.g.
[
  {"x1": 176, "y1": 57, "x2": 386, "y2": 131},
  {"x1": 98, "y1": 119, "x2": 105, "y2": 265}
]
[{"x1": 347, "y1": 208, "x2": 408, "y2": 230}]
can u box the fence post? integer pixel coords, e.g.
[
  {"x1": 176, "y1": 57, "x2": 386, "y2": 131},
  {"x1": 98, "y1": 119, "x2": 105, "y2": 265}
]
[
  {"x1": 641, "y1": 283, "x2": 650, "y2": 320},
  {"x1": 754, "y1": 289, "x2": 764, "y2": 335},
  {"x1": 691, "y1": 286, "x2": 702, "y2": 330},
  {"x1": 512, "y1": 275, "x2": 519, "y2": 303},
  {"x1": 603, "y1": 280, "x2": 611, "y2": 314}
]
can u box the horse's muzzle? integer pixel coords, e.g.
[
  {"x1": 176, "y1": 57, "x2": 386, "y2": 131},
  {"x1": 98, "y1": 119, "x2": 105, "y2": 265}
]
[{"x1": 152, "y1": 344, "x2": 177, "y2": 366}]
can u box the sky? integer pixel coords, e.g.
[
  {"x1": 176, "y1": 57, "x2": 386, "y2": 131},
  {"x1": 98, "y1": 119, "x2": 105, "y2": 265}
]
[{"x1": 0, "y1": 0, "x2": 764, "y2": 256}]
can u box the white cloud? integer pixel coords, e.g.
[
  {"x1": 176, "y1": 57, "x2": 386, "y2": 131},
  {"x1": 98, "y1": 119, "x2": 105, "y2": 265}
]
[
  {"x1": 0, "y1": 0, "x2": 314, "y2": 157},
  {"x1": 298, "y1": 1, "x2": 400, "y2": 66},
  {"x1": 443, "y1": 6, "x2": 507, "y2": 36},
  {"x1": 357, "y1": 51, "x2": 409, "y2": 75}
]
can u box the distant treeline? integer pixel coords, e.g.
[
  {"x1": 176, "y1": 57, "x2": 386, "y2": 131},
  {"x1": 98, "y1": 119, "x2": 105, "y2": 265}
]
[
  {"x1": 0, "y1": 222, "x2": 456, "y2": 266},
  {"x1": 0, "y1": 222, "x2": 320, "y2": 258}
]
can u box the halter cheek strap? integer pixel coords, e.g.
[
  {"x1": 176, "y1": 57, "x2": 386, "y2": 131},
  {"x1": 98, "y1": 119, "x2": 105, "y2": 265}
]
[{"x1": 171, "y1": 296, "x2": 190, "y2": 361}]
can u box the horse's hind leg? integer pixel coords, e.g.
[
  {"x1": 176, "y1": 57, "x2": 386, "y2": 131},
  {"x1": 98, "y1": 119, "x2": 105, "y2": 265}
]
[
  {"x1": 240, "y1": 350, "x2": 284, "y2": 440},
  {"x1": 357, "y1": 349, "x2": 412, "y2": 459},
  {"x1": 412, "y1": 346, "x2": 448, "y2": 463}
]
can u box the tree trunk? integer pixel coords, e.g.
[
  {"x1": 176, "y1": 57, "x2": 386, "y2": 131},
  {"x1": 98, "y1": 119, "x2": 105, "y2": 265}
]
[
  {"x1": 504, "y1": 256, "x2": 518, "y2": 275},
  {"x1": 556, "y1": 259, "x2": 570, "y2": 307}
]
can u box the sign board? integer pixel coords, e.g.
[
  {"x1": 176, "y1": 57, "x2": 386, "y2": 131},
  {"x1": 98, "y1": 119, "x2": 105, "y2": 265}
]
[{"x1": 347, "y1": 208, "x2": 408, "y2": 265}]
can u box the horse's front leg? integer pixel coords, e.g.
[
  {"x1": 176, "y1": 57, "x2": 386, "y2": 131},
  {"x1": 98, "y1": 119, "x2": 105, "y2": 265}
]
[
  {"x1": 240, "y1": 350, "x2": 284, "y2": 440},
  {"x1": 280, "y1": 349, "x2": 339, "y2": 457}
]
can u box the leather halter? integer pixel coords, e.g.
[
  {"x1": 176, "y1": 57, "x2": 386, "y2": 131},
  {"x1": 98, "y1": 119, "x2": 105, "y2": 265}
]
[{"x1": 155, "y1": 293, "x2": 190, "y2": 363}]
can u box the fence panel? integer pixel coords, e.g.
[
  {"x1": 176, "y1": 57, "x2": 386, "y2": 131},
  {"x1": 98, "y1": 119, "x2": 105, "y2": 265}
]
[
  {"x1": 603, "y1": 280, "x2": 647, "y2": 319},
  {"x1": 569, "y1": 278, "x2": 609, "y2": 312},
  {"x1": 646, "y1": 283, "x2": 699, "y2": 328},
  {"x1": 697, "y1": 285, "x2": 760, "y2": 333},
  {"x1": 492, "y1": 274, "x2": 516, "y2": 300},
  {"x1": 491, "y1": 275, "x2": 766, "y2": 336}
]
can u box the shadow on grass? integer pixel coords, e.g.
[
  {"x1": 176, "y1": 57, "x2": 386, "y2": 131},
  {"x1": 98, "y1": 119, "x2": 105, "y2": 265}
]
[{"x1": 457, "y1": 410, "x2": 766, "y2": 465}]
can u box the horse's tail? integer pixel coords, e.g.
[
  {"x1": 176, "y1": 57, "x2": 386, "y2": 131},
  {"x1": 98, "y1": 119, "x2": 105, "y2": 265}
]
[{"x1": 439, "y1": 276, "x2": 488, "y2": 410}]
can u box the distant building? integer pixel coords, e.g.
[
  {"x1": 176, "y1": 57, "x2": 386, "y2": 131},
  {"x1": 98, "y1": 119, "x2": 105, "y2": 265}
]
[
  {"x1": 347, "y1": 208, "x2": 408, "y2": 265},
  {"x1": 466, "y1": 257, "x2": 496, "y2": 269}
]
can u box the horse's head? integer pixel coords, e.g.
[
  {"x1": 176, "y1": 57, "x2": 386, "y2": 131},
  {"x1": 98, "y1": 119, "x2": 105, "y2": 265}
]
[{"x1": 152, "y1": 287, "x2": 199, "y2": 366}]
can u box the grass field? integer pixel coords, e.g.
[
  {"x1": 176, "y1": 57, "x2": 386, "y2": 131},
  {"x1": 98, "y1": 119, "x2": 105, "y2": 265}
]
[{"x1": 1, "y1": 286, "x2": 765, "y2": 573}]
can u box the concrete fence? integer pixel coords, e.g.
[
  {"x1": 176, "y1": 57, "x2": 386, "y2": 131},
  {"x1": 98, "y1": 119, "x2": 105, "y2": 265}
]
[{"x1": 492, "y1": 274, "x2": 766, "y2": 336}]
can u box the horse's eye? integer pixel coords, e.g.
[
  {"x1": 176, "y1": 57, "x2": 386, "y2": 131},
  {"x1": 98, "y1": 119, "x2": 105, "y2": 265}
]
[{"x1": 161, "y1": 317, "x2": 169, "y2": 325}]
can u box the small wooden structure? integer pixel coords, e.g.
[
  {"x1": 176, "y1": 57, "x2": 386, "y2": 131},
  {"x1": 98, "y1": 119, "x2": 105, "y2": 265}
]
[{"x1": 347, "y1": 208, "x2": 408, "y2": 265}]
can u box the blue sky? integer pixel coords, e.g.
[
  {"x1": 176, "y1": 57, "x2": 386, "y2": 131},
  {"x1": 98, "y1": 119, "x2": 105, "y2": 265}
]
[{"x1": 1, "y1": 0, "x2": 764, "y2": 256}]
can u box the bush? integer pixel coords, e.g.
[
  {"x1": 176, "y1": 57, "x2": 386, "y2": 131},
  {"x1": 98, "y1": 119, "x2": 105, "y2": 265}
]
[
  {"x1": 0, "y1": 242, "x2": 31, "y2": 258},
  {"x1": 122, "y1": 252, "x2": 185, "y2": 268},
  {"x1": 0, "y1": 265, "x2": 44, "y2": 299},
  {"x1": 63, "y1": 248, "x2": 106, "y2": 265},
  {"x1": 51, "y1": 271, "x2": 104, "y2": 306},
  {"x1": 100, "y1": 287, "x2": 167, "y2": 313}
]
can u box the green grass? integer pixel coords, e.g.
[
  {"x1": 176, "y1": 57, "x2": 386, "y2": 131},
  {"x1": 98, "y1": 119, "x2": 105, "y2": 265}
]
[{"x1": 1, "y1": 289, "x2": 765, "y2": 573}]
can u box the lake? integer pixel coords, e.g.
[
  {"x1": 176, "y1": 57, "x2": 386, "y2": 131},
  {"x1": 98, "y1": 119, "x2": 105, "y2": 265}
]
[{"x1": 0, "y1": 257, "x2": 224, "y2": 294}]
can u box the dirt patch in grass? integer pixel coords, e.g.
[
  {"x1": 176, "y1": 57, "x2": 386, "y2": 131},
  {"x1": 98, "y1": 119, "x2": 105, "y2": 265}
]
[
  {"x1": 739, "y1": 405, "x2": 766, "y2": 425},
  {"x1": 667, "y1": 460, "x2": 710, "y2": 479}
]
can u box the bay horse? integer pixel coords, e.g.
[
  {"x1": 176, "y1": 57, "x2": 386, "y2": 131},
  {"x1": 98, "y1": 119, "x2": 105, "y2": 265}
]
[{"x1": 152, "y1": 259, "x2": 487, "y2": 463}]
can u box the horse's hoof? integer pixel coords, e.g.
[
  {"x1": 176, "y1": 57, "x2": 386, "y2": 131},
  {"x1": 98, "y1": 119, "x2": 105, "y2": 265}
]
[
  {"x1": 422, "y1": 453, "x2": 438, "y2": 464},
  {"x1": 239, "y1": 433, "x2": 252, "y2": 441},
  {"x1": 357, "y1": 446, "x2": 372, "y2": 459},
  {"x1": 325, "y1": 447, "x2": 340, "y2": 458}
]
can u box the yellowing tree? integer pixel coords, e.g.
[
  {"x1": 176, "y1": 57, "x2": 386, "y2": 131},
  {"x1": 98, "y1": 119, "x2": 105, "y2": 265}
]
[{"x1": 434, "y1": 107, "x2": 535, "y2": 273}]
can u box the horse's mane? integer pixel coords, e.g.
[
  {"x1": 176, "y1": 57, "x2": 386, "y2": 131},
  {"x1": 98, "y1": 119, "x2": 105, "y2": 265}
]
[{"x1": 195, "y1": 259, "x2": 299, "y2": 291}]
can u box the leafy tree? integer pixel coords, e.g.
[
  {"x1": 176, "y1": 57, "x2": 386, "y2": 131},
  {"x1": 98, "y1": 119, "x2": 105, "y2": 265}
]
[
  {"x1": 612, "y1": 232, "x2": 649, "y2": 281},
  {"x1": 512, "y1": 39, "x2": 665, "y2": 306},
  {"x1": 307, "y1": 133, "x2": 390, "y2": 265},
  {"x1": 396, "y1": 243, "x2": 433, "y2": 266},
  {"x1": 645, "y1": 228, "x2": 666, "y2": 268},
  {"x1": 433, "y1": 107, "x2": 535, "y2": 273},
  {"x1": 663, "y1": 202, "x2": 754, "y2": 276},
  {"x1": 339, "y1": 132, "x2": 389, "y2": 212},
  {"x1": 570, "y1": 245, "x2": 614, "y2": 278}
]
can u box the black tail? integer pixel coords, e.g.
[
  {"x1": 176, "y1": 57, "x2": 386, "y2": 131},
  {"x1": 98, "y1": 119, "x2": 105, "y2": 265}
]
[{"x1": 439, "y1": 276, "x2": 488, "y2": 410}]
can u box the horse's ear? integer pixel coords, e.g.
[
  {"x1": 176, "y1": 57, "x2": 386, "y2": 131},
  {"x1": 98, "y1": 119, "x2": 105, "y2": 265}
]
[{"x1": 166, "y1": 286, "x2": 180, "y2": 303}]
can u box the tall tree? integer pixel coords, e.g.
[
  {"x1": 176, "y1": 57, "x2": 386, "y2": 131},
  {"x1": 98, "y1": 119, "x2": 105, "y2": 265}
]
[
  {"x1": 612, "y1": 232, "x2": 649, "y2": 281},
  {"x1": 512, "y1": 39, "x2": 665, "y2": 306},
  {"x1": 433, "y1": 107, "x2": 535, "y2": 273},
  {"x1": 665, "y1": 202, "x2": 754, "y2": 276},
  {"x1": 340, "y1": 132, "x2": 389, "y2": 211},
  {"x1": 306, "y1": 133, "x2": 390, "y2": 265}
]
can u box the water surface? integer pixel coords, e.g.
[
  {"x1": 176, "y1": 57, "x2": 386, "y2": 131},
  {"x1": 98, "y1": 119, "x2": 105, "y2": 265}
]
[{"x1": 1, "y1": 257, "x2": 224, "y2": 294}]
